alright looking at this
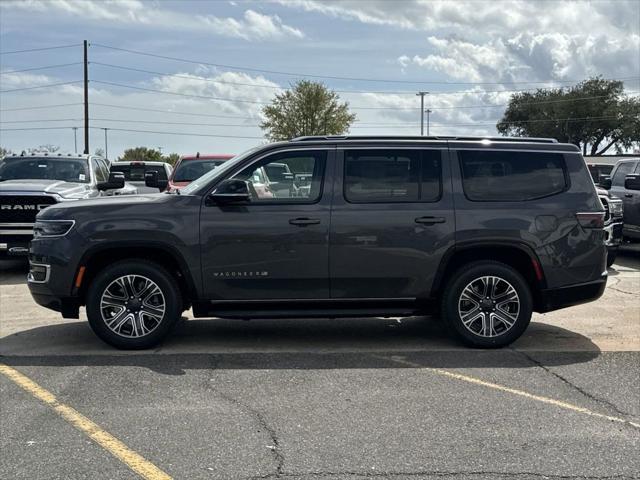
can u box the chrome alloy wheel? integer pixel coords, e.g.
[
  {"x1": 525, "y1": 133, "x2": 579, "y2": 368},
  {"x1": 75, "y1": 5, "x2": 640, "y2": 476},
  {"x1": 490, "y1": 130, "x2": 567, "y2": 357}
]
[
  {"x1": 457, "y1": 276, "x2": 520, "y2": 338},
  {"x1": 100, "y1": 275, "x2": 166, "y2": 338}
]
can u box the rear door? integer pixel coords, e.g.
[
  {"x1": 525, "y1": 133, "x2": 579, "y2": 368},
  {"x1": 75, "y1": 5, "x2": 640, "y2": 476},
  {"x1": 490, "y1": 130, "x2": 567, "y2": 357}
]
[{"x1": 329, "y1": 145, "x2": 454, "y2": 299}]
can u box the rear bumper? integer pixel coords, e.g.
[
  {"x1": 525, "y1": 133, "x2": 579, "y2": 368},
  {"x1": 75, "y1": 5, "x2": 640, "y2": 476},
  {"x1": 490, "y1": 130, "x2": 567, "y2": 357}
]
[{"x1": 537, "y1": 274, "x2": 607, "y2": 313}]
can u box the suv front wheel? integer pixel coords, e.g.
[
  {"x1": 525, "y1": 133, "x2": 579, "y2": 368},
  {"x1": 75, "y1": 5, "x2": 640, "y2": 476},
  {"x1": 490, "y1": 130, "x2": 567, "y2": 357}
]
[
  {"x1": 442, "y1": 261, "x2": 532, "y2": 348},
  {"x1": 86, "y1": 260, "x2": 182, "y2": 349}
]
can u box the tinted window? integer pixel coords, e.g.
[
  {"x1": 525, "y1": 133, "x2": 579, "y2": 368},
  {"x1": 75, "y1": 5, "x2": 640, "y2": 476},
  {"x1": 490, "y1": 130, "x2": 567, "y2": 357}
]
[
  {"x1": 459, "y1": 150, "x2": 567, "y2": 201},
  {"x1": 110, "y1": 165, "x2": 168, "y2": 181},
  {"x1": 235, "y1": 151, "x2": 326, "y2": 203},
  {"x1": 612, "y1": 162, "x2": 635, "y2": 187},
  {"x1": 173, "y1": 159, "x2": 227, "y2": 182},
  {"x1": 344, "y1": 149, "x2": 441, "y2": 203}
]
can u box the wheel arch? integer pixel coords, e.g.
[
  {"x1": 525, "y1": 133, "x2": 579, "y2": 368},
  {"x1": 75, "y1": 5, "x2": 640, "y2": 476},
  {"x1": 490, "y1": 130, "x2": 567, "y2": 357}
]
[
  {"x1": 75, "y1": 241, "x2": 198, "y2": 308},
  {"x1": 431, "y1": 241, "x2": 546, "y2": 311}
]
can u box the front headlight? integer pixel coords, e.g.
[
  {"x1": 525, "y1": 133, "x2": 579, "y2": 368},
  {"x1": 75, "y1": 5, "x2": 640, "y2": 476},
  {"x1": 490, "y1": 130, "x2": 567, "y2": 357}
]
[
  {"x1": 33, "y1": 220, "x2": 75, "y2": 238},
  {"x1": 609, "y1": 200, "x2": 624, "y2": 217}
]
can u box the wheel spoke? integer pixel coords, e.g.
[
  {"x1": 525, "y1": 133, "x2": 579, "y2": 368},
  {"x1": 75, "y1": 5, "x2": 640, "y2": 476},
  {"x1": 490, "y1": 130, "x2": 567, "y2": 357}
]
[
  {"x1": 100, "y1": 274, "x2": 166, "y2": 339},
  {"x1": 458, "y1": 275, "x2": 521, "y2": 338}
]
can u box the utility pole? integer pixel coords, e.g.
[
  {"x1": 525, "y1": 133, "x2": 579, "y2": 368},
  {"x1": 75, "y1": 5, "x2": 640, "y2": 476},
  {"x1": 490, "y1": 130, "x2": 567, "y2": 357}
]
[
  {"x1": 102, "y1": 128, "x2": 109, "y2": 159},
  {"x1": 83, "y1": 40, "x2": 89, "y2": 154},
  {"x1": 416, "y1": 91, "x2": 428, "y2": 136},
  {"x1": 72, "y1": 127, "x2": 78, "y2": 153},
  {"x1": 425, "y1": 109, "x2": 432, "y2": 136}
]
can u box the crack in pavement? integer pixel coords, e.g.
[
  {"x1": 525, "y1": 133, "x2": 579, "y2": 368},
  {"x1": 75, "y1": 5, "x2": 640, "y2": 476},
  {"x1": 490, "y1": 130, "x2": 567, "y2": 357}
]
[
  {"x1": 249, "y1": 469, "x2": 639, "y2": 479},
  {"x1": 203, "y1": 359, "x2": 284, "y2": 478},
  {"x1": 607, "y1": 277, "x2": 638, "y2": 296},
  {"x1": 514, "y1": 349, "x2": 637, "y2": 420}
]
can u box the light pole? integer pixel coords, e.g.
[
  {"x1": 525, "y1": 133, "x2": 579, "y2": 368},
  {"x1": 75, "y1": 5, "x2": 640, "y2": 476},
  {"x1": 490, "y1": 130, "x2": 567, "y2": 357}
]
[
  {"x1": 102, "y1": 128, "x2": 109, "y2": 159},
  {"x1": 425, "y1": 109, "x2": 432, "y2": 136},
  {"x1": 416, "y1": 91, "x2": 429, "y2": 135},
  {"x1": 72, "y1": 127, "x2": 78, "y2": 153}
]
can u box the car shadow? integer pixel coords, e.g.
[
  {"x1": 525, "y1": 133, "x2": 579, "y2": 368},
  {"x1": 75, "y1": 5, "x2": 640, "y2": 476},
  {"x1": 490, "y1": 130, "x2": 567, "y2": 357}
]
[
  {"x1": 0, "y1": 316, "x2": 601, "y2": 375},
  {"x1": 0, "y1": 259, "x2": 29, "y2": 286}
]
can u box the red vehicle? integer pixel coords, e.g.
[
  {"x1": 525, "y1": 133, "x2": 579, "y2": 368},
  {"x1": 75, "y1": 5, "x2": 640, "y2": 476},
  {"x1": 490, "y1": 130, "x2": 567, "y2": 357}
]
[{"x1": 168, "y1": 153, "x2": 234, "y2": 191}]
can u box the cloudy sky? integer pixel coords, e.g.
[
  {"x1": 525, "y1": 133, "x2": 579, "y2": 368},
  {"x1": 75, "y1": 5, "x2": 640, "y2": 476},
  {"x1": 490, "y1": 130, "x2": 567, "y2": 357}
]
[{"x1": 1, "y1": 0, "x2": 638, "y2": 158}]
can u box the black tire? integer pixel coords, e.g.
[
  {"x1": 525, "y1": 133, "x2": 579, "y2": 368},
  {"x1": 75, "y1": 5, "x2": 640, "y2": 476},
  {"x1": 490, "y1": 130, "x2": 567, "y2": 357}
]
[
  {"x1": 86, "y1": 260, "x2": 182, "y2": 349},
  {"x1": 441, "y1": 261, "x2": 533, "y2": 348},
  {"x1": 606, "y1": 250, "x2": 617, "y2": 268}
]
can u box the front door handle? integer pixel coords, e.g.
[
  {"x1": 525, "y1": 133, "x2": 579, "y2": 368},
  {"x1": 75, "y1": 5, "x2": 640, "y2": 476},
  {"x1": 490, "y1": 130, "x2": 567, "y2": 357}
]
[
  {"x1": 415, "y1": 216, "x2": 446, "y2": 225},
  {"x1": 289, "y1": 217, "x2": 321, "y2": 226},
  {"x1": 625, "y1": 194, "x2": 633, "y2": 198}
]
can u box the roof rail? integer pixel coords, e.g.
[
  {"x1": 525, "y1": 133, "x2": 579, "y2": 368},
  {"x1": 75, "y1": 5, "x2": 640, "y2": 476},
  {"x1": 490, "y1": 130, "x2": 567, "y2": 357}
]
[{"x1": 290, "y1": 135, "x2": 558, "y2": 144}]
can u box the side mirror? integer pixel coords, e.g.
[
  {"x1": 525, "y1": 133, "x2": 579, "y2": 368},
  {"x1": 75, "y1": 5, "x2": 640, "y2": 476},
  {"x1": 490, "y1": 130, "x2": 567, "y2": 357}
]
[
  {"x1": 97, "y1": 172, "x2": 125, "y2": 191},
  {"x1": 145, "y1": 171, "x2": 168, "y2": 191},
  {"x1": 209, "y1": 179, "x2": 251, "y2": 204},
  {"x1": 599, "y1": 176, "x2": 612, "y2": 189},
  {"x1": 624, "y1": 174, "x2": 640, "y2": 191}
]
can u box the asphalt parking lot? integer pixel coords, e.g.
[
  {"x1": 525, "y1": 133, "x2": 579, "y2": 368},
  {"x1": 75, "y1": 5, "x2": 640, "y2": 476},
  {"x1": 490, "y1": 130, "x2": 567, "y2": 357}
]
[{"x1": 1, "y1": 248, "x2": 639, "y2": 480}]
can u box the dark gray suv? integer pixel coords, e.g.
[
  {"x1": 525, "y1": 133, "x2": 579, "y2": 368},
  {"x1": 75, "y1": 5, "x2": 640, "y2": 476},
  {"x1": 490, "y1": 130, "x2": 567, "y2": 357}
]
[{"x1": 27, "y1": 136, "x2": 607, "y2": 349}]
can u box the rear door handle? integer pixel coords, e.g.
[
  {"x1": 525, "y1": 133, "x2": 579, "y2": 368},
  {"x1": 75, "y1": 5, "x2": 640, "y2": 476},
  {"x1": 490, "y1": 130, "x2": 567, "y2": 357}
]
[
  {"x1": 415, "y1": 216, "x2": 446, "y2": 225},
  {"x1": 289, "y1": 217, "x2": 321, "y2": 226},
  {"x1": 625, "y1": 194, "x2": 633, "y2": 198}
]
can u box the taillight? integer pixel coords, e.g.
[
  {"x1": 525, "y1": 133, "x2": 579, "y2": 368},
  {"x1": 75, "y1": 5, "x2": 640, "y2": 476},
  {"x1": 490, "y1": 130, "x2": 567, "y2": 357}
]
[{"x1": 576, "y1": 212, "x2": 605, "y2": 229}]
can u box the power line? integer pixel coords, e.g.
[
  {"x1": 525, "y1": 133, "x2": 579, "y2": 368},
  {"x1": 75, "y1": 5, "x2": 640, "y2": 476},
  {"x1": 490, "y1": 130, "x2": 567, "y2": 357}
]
[
  {"x1": 0, "y1": 103, "x2": 82, "y2": 113},
  {"x1": 91, "y1": 61, "x2": 622, "y2": 96},
  {"x1": 0, "y1": 44, "x2": 81, "y2": 56},
  {"x1": 88, "y1": 80, "x2": 640, "y2": 111},
  {"x1": 91, "y1": 43, "x2": 640, "y2": 87},
  {"x1": 0, "y1": 118, "x2": 81, "y2": 124},
  {"x1": 0, "y1": 81, "x2": 83, "y2": 93},
  {"x1": 0, "y1": 63, "x2": 84, "y2": 75},
  {"x1": 90, "y1": 126, "x2": 262, "y2": 139},
  {"x1": 92, "y1": 102, "x2": 254, "y2": 119}
]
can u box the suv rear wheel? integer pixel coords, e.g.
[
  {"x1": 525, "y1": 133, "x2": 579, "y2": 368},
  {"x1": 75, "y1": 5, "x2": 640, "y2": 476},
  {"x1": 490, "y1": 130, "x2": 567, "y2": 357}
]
[
  {"x1": 86, "y1": 260, "x2": 182, "y2": 349},
  {"x1": 442, "y1": 261, "x2": 532, "y2": 348}
]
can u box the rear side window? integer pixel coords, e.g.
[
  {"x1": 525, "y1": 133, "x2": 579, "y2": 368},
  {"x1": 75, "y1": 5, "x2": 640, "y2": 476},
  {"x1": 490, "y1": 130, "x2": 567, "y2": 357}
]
[
  {"x1": 459, "y1": 150, "x2": 567, "y2": 201},
  {"x1": 344, "y1": 149, "x2": 442, "y2": 203},
  {"x1": 612, "y1": 162, "x2": 635, "y2": 187}
]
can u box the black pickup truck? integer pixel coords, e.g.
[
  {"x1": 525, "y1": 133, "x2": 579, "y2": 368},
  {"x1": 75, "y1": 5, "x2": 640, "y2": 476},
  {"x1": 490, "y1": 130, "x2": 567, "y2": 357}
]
[{"x1": 0, "y1": 153, "x2": 135, "y2": 256}]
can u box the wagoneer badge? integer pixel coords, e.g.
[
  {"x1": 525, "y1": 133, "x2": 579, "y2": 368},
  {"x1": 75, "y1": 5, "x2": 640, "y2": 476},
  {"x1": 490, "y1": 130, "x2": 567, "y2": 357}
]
[{"x1": 213, "y1": 271, "x2": 269, "y2": 277}]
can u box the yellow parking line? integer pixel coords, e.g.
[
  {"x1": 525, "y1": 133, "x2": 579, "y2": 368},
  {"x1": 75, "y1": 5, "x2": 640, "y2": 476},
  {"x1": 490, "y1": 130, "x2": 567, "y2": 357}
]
[
  {"x1": 0, "y1": 364, "x2": 173, "y2": 480},
  {"x1": 383, "y1": 355, "x2": 640, "y2": 430}
]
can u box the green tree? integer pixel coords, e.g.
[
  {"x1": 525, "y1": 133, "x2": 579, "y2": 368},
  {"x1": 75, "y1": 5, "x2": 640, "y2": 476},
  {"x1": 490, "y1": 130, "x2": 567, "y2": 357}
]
[
  {"x1": 28, "y1": 144, "x2": 60, "y2": 154},
  {"x1": 497, "y1": 77, "x2": 640, "y2": 155},
  {"x1": 260, "y1": 80, "x2": 357, "y2": 141},
  {"x1": 163, "y1": 153, "x2": 180, "y2": 166},
  {"x1": 119, "y1": 147, "x2": 164, "y2": 162}
]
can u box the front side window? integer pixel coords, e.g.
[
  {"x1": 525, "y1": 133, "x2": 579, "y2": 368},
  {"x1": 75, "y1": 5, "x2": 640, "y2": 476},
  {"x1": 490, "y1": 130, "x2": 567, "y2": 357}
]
[
  {"x1": 0, "y1": 157, "x2": 90, "y2": 183},
  {"x1": 235, "y1": 150, "x2": 327, "y2": 203},
  {"x1": 612, "y1": 162, "x2": 635, "y2": 187},
  {"x1": 344, "y1": 149, "x2": 442, "y2": 203},
  {"x1": 92, "y1": 158, "x2": 108, "y2": 183},
  {"x1": 459, "y1": 150, "x2": 567, "y2": 202}
]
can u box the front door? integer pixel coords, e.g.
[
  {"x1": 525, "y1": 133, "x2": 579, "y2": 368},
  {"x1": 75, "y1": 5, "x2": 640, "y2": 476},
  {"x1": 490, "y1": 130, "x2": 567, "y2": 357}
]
[
  {"x1": 200, "y1": 149, "x2": 333, "y2": 300},
  {"x1": 329, "y1": 147, "x2": 455, "y2": 299}
]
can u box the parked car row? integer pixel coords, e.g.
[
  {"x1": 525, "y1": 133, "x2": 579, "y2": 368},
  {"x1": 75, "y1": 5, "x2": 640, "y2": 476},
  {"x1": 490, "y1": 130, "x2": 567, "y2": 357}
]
[{"x1": 0, "y1": 152, "x2": 235, "y2": 256}]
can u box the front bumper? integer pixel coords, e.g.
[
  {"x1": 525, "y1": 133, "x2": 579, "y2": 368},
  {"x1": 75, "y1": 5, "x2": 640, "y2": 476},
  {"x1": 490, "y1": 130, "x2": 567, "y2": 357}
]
[
  {"x1": 538, "y1": 273, "x2": 607, "y2": 313},
  {"x1": 0, "y1": 235, "x2": 32, "y2": 257},
  {"x1": 603, "y1": 220, "x2": 623, "y2": 247}
]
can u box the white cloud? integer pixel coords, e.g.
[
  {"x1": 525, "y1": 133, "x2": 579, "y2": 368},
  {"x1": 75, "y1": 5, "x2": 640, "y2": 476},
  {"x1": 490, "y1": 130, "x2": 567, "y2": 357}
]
[
  {"x1": 1, "y1": 1, "x2": 304, "y2": 41},
  {"x1": 279, "y1": 0, "x2": 640, "y2": 86}
]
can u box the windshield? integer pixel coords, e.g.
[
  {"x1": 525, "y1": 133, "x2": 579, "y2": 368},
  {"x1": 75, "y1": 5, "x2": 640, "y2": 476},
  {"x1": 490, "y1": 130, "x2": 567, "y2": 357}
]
[
  {"x1": 0, "y1": 157, "x2": 90, "y2": 183},
  {"x1": 180, "y1": 147, "x2": 260, "y2": 195},
  {"x1": 173, "y1": 159, "x2": 229, "y2": 182}
]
